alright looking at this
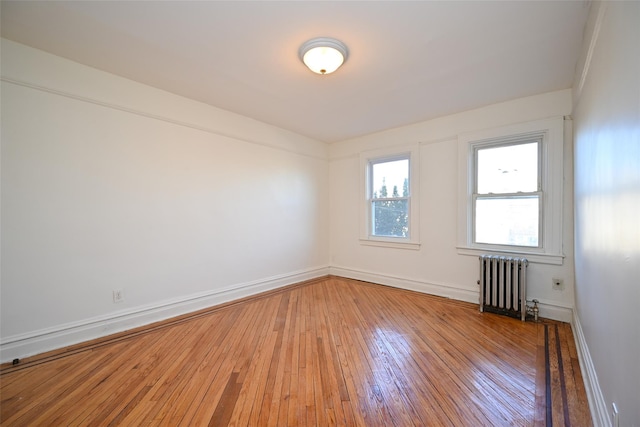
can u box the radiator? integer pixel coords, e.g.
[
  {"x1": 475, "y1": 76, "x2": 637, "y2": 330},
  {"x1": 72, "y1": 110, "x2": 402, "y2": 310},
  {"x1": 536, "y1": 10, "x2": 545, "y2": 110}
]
[{"x1": 479, "y1": 255, "x2": 529, "y2": 321}]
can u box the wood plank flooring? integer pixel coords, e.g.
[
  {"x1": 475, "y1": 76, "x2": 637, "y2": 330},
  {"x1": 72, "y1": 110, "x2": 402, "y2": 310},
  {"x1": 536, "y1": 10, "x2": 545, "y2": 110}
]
[{"x1": 0, "y1": 276, "x2": 591, "y2": 426}]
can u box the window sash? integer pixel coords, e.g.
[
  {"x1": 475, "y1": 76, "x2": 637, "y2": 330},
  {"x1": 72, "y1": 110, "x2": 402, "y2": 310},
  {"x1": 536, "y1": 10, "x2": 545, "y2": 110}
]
[
  {"x1": 473, "y1": 139, "x2": 542, "y2": 195},
  {"x1": 471, "y1": 139, "x2": 542, "y2": 248},
  {"x1": 472, "y1": 192, "x2": 543, "y2": 248},
  {"x1": 368, "y1": 157, "x2": 410, "y2": 199},
  {"x1": 368, "y1": 154, "x2": 411, "y2": 239},
  {"x1": 371, "y1": 196, "x2": 409, "y2": 202},
  {"x1": 371, "y1": 198, "x2": 410, "y2": 238}
]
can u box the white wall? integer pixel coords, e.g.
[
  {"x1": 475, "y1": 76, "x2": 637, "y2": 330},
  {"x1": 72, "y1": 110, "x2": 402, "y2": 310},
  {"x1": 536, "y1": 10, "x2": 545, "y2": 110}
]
[
  {"x1": 0, "y1": 39, "x2": 329, "y2": 361},
  {"x1": 1, "y1": 31, "x2": 602, "y2": 383},
  {"x1": 572, "y1": 2, "x2": 640, "y2": 426},
  {"x1": 329, "y1": 89, "x2": 576, "y2": 321}
]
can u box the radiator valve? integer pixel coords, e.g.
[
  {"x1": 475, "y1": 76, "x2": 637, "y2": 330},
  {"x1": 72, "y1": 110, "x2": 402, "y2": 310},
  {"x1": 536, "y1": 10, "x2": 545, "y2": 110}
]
[{"x1": 526, "y1": 299, "x2": 540, "y2": 322}]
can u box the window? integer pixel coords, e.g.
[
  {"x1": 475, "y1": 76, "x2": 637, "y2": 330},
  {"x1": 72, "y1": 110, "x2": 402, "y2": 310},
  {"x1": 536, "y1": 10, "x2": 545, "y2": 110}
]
[
  {"x1": 360, "y1": 145, "x2": 420, "y2": 249},
  {"x1": 458, "y1": 117, "x2": 564, "y2": 264},
  {"x1": 370, "y1": 157, "x2": 410, "y2": 238},
  {"x1": 474, "y1": 140, "x2": 541, "y2": 247}
]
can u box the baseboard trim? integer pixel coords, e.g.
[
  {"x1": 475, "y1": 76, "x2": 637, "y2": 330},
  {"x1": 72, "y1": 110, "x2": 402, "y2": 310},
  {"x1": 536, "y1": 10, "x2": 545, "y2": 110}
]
[
  {"x1": 330, "y1": 266, "x2": 478, "y2": 303},
  {"x1": 329, "y1": 266, "x2": 573, "y2": 323},
  {"x1": 535, "y1": 301, "x2": 574, "y2": 323},
  {"x1": 1, "y1": 265, "x2": 575, "y2": 364},
  {"x1": 572, "y1": 311, "x2": 610, "y2": 427},
  {"x1": 0, "y1": 266, "x2": 329, "y2": 363}
]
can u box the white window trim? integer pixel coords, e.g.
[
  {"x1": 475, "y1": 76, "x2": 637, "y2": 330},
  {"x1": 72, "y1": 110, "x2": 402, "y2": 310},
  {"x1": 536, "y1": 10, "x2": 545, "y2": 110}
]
[
  {"x1": 360, "y1": 145, "x2": 420, "y2": 250},
  {"x1": 457, "y1": 117, "x2": 564, "y2": 265}
]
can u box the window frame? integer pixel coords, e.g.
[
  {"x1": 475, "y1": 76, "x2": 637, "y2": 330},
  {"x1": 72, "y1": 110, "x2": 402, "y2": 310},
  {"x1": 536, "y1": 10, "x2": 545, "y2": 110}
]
[
  {"x1": 370, "y1": 154, "x2": 410, "y2": 238},
  {"x1": 472, "y1": 138, "x2": 543, "y2": 248},
  {"x1": 360, "y1": 145, "x2": 420, "y2": 250},
  {"x1": 457, "y1": 117, "x2": 564, "y2": 264}
]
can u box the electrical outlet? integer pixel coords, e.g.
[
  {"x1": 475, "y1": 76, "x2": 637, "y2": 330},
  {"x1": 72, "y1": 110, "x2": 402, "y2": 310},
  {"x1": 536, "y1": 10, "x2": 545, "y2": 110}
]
[
  {"x1": 612, "y1": 402, "x2": 619, "y2": 427},
  {"x1": 552, "y1": 278, "x2": 564, "y2": 290},
  {"x1": 113, "y1": 289, "x2": 124, "y2": 303}
]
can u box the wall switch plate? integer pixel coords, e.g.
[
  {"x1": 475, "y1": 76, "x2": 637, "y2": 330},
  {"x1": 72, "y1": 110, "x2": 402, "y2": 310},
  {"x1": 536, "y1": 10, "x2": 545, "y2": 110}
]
[{"x1": 113, "y1": 289, "x2": 124, "y2": 303}]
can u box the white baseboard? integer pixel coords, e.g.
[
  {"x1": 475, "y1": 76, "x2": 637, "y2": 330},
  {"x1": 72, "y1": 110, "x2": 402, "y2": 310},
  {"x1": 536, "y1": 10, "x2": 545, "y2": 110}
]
[
  {"x1": 0, "y1": 266, "x2": 575, "y2": 364},
  {"x1": 329, "y1": 266, "x2": 573, "y2": 323},
  {"x1": 572, "y1": 311, "x2": 610, "y2": 427},
  {"x1": 330, "y1": 266, "x2": 479, "y2": 304},
  {"x1": 0, "y1": 266, "x2": 329, "y2": 363},
  {"x1": 535, "y1": 301, "x2": 574, "y2": 323}
]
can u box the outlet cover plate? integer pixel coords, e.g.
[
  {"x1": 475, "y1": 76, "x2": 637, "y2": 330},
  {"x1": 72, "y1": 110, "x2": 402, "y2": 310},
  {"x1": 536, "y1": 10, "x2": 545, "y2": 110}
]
[
  {"x1": 552, "y1": 278, "x2": 564, "y2": 290},
  {"x1": 113, "y1": 289, "x2": 124, "y2": 303}
]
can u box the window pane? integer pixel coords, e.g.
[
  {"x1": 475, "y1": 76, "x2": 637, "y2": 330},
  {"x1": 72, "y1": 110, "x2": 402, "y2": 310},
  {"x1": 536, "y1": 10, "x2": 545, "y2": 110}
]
[
  {"x1": 373, "y1": 199, "x2": 408, "y2": 237},
  {"x1": 477, "y1": 142, "x2": 538, "y2": 194},
  {"x1": 372, "y1": 159, "x2": 408, "y2": 199},
  {"x1": 475, "y1": 196, "x2": 539, "y2": 247}
]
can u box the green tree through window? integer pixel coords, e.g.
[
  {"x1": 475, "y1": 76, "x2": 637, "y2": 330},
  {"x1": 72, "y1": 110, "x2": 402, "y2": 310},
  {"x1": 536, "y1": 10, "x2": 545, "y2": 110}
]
[{"x1": 371, "y1": 159, "x2": 409, "y2": 238}]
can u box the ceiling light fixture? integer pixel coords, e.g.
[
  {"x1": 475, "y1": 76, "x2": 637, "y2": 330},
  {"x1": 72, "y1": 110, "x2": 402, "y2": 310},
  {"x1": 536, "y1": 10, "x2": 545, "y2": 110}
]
[{"x1": 299, "y1": 37, "x2": 348, "y2": 75}]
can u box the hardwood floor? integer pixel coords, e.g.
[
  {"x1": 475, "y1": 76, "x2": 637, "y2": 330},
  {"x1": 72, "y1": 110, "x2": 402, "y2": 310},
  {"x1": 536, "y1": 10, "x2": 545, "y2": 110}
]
[{"x1": 0, "y1": 276, "x2": 591, "y2": 426}]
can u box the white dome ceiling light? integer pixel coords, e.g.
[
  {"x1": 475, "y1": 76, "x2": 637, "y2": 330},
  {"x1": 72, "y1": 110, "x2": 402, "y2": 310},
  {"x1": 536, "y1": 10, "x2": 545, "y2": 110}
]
[{"x1": 299, "y1": 37, "x2": 348, "y2": 75}]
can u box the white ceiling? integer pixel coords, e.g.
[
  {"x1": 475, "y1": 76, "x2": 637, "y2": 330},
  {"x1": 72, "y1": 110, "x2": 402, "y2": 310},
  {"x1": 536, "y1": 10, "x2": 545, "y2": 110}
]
[{"x1": 1, "y1": 1, "x2": 590, "y2": 143}]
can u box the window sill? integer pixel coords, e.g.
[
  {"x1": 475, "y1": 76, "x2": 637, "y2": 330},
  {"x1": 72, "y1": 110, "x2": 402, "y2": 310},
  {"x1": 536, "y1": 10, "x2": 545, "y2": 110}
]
[
  {"x1": 456, "y1": 246, "x2": 564, "y2": 265},
  {"x1": 360, "y1": 239, "x2": 421, "y2": 251}
]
